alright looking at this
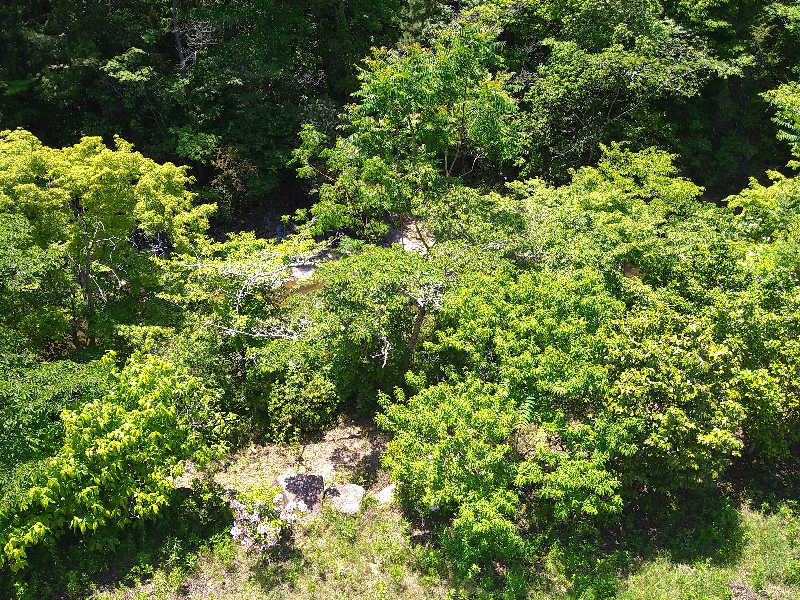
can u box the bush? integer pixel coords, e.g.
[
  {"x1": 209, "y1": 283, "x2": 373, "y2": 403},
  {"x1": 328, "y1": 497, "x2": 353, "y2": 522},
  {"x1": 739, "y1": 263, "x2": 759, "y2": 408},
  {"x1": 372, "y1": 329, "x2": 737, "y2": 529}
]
[
  {"x1": 228, "y1": 481, "x2": 289, "y2": 554},
  {"x1": 604, "y1": 304, "x2": 746, "y2": 490},
  {"x1": 0, "y1": 351, "x2": 230, "y2": 573},
  {"x1": 0, "y1": 357, "x2": 115, "y2": 473},
  {"x1": 244, "y1": 343, "x2": 340, "y2": 440},
  {"x1": 379, "y1": 378, "x2": 527, "y2": 582},
  {"x1": 379, "y1": 376, "x2": 625, "y2": 594}
]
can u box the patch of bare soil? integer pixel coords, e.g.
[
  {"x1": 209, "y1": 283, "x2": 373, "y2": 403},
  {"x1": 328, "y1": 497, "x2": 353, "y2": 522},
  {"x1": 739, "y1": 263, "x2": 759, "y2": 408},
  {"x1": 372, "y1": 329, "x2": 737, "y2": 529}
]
[
  {"x1": 207, "y1": 416, "x2": 389, "y2": 494},
  {"x1": 728, "y1": 582, "x2": 765, "y2": 600}
]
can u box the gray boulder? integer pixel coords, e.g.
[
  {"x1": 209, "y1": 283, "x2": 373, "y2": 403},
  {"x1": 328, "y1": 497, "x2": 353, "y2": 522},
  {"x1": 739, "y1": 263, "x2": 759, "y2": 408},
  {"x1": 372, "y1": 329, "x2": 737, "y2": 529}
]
[
  {"x1": 275, "y1": 473, "x2": 324, "y2": 519},
  {"x1": 374, "y1": 483, "x2": 396, "y2": 505},
  {"x1": 325, "y1": 483, "x2": 365, "y2": 514}
]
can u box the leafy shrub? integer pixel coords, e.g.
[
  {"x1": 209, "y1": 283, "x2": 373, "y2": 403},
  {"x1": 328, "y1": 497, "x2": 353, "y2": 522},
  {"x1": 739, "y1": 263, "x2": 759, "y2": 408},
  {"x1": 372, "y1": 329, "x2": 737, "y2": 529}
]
[
  {"x1": 379, "y1": 379, "x2": 527, "y2": 580},
  {"x1": 0, "y1": 351, "x2": 230, "y2": 572},
  {"x1": 602, "y1": 304, "x2": 746, "y2": 490},
  {"x1": 244, "y1": 344, "x2": 340, "y2": 440},
  {"x1": 0, "y1": 357, "x2": 115, "y2": 478},
  {"x1": 379, "y1": 376, "x2": 624, "y2": 594},
  {"x1": 0, "y1": 355, "x2": 117, "y2": 533}
]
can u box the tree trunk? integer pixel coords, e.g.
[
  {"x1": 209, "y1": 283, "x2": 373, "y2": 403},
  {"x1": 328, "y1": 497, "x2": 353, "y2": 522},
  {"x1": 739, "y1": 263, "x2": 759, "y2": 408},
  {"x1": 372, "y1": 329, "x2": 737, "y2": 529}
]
[
  {"x1": 70, "y1": 292, "x2": 79, "y2": 350},
  {"x1": 171, "y1": 0, "x2": 187, "y2": 76},
  {"x1": 79, "y1": 226, "x2": 96, "y2": 347},
  {"x1": 408, "y1": 305, "x2": 426, "y2": 364}
]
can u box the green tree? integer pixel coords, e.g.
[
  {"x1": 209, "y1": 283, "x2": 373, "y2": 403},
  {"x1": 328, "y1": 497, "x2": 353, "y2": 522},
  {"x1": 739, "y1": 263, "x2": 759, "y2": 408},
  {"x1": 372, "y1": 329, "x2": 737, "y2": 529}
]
[
  {"x1": 0, "y1": 0, "x2": 404, "y2": 220},
  {"x1": 0, "y1": 214, "x2": 72, "y2": 345},
  {"x1": 764, "y1": 80, "x2": 800, "y2": 160},
  {"x1": 293, "y1": 22, "x2": 524, "y2": 238},
  {"x1": 471, "y1": 0, "x2": 724, "y2": 181},
  {"x1": 0, "y1": 129, "x2": 214, "y2": 348}
]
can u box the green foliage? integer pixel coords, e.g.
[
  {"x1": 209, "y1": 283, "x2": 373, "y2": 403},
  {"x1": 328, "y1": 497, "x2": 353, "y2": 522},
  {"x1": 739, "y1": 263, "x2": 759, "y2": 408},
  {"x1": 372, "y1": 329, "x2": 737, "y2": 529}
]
[
  {"x1": 0, "y1": 128, "x2": 214, "y2": 348},
  {"x1": 764, "y1": 80, "x2": 800, "y2": 160},
  {"x1": 379, "y1": 378, "x2": 528, "y2": 582},
  {"x1": 244, "y1": 345, "x2": 340, "y2": 440},
  {"x1": 461, "y1": 0, "x2": 724, "y2": 184},
  {"x1": 375, "y1": 145, "x2": 800, "y2": 595},
  {"x1": 2, "y1": 476, "x2": 233, "y2": 600},
  {"x1": 294, "y1": 22, "x2": 523, "y2": 238},
  {"x1": 658, "y1": 0, "x2": 800, "y2": 192},
  {"x1": 0, "y1": 213, "x2": 72, "y2": 345},
  {"x1": 241, "y1": 242, "x2": 459, "y2": 438},
  {"x1": 0, "y1": 351, "x2": 230, "y2": 573},
  {"x1": 0, "y1": 356, "x2": 115, "y2": 494},
  {"x1": 2, "y1": 2, "x2": 800, "y2": 598},
  {"x1": 166, "y1": 231, "x2": 462, "y2": 438},
  {"x1": 0, "y1": 0, "x2": 403, "y2": 219},
  {"x1": 379, "y1": 374, "x2": 623, "y2": 593},
  {"x1": 605, "y1": 305, "x2": 745, "y2": 487}
]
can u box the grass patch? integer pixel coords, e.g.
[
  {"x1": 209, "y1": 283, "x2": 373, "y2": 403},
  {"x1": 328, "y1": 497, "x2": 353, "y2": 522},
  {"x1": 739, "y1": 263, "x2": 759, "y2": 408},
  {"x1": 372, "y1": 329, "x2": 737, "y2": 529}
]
[
  {"x1": 93, "y1": 501, "x2": 450, "y2": 600},
  {"x1": 91, "y1": 501, "x2": 799, "y2": 600},
  {"x1": 616, "y1": 504, "x2": 800, "y2": 600}
]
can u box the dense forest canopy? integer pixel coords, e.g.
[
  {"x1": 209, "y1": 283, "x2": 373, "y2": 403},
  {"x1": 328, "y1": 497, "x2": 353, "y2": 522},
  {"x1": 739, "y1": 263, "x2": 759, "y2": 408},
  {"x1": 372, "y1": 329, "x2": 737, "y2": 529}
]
[{"x1": 1, "y1": 1, "x2": 800, "y2": 599}]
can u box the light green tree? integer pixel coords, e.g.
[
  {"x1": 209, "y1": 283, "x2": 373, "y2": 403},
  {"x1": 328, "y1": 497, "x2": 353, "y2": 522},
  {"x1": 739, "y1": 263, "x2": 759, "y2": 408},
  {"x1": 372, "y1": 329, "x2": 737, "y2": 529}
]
[
  {"x1": 764, "y1": 80, "x2": 800, "y2": 161},
  {"x1": 0, "y1": 129, "x2": 215, "y2": 347}
]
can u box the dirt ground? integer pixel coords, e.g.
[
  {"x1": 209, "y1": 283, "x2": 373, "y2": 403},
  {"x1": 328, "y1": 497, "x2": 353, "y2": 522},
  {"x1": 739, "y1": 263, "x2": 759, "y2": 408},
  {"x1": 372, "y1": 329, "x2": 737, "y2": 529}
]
[{"x1": 177, "y1": 417, "x2": 390, "y2": 496}]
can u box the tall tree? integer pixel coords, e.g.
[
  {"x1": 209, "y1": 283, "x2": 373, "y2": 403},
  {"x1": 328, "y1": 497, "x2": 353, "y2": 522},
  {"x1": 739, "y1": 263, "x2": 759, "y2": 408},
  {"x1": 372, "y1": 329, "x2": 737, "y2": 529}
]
[
  {"x1": 293, "y1": 22, "x2": 524, "y2": 238},
  {"x1": 0, "y1": 129, "x2": 214, "y2": 347}
]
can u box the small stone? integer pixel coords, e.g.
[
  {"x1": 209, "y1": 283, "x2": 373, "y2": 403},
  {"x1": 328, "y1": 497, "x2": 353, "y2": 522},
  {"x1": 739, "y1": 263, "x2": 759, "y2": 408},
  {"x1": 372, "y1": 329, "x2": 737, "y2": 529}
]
[
  {"x1": 275, "y1": 473, "x2": 324, "y2": 517},
  {"x1": 374, "y1": 484, "x2": 396, "y2": 505},
  {"x1": 325, "y1": 484, "x2": 365, "y2": 514}
]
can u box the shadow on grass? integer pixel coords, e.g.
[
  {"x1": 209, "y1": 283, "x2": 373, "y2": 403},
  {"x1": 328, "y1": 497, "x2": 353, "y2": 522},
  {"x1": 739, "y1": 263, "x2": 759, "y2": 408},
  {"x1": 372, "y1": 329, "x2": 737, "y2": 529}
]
[
  {"x1": 554, "y1": 487, "x2": 745, "y2": 598},
  {"x1": 248, "y1": 545, "x2": 306, "y2": 593},
  {"x1": 619, "y1": 487, "x2": 745, "y2": 566},
  {"x1": 393, "y1": 483, "x2": 748, "y2": 600},
  {"x1": 725, "y1": 449, "x2": 800, "y2": 512}
]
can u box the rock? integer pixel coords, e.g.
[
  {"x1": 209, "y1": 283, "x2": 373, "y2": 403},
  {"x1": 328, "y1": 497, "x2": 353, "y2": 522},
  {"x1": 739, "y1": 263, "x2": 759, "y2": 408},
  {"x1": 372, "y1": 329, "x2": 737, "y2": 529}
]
[
  {"x1": 290, "y1": 263, "x2": 317, "y2": 281},
  {"x1": 728, "y1": 582, "x2": 765, "y2": 600},
  {"x1": 374, "y1": 483, "x2": 396, "y2": 505},
  {"x1": 175, "y1": 485, "x2": 193, "y2": 496},
  {"x1": 325, "y1": 484, "x2": 365, "y2": 514},
  {"x1": 275, "y1": 473, "x2": 324, "y2": 518}
]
